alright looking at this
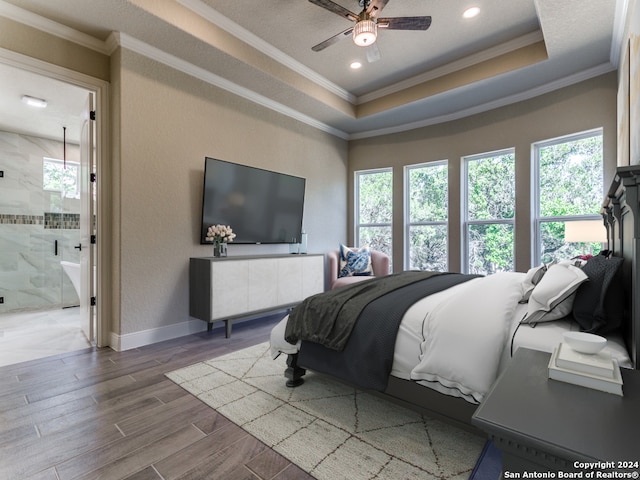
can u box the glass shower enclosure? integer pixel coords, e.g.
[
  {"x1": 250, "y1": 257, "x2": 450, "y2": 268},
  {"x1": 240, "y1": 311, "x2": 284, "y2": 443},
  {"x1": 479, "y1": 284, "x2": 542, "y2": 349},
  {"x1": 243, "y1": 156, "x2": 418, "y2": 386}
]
[{"x1": 0, "y1": 131, "x2": 81, "y2": 314}]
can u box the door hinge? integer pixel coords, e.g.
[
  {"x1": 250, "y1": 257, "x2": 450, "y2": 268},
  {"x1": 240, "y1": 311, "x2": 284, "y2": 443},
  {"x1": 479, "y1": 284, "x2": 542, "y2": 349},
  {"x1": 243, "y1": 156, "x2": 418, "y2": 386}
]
[
  {"x1": 90, "y1": 110, "x2": 96, "y2": 121},
  {"x1": 90, "y1": 172, "x2": 96, "y2": 183},
  {"x1": 91, "y1": 297, "x2": 96, "y2": 306},
  {"x1": 91, "y1": 235, "x2": 97, "y2": 244}
]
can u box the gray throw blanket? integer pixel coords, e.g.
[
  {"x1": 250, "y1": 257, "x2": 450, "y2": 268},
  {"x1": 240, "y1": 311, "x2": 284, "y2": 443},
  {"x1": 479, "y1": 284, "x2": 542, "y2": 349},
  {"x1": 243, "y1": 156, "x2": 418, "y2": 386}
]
[{"x1": 285, "y1": 271, "x2": 441, "y2": 351}]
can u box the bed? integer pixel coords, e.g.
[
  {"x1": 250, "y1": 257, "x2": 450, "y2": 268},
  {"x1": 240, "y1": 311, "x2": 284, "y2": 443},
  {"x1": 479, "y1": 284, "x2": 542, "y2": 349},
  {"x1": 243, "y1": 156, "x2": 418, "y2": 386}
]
[{"x1": 269, "y1": 165, "x2": 640, "y2": 428}]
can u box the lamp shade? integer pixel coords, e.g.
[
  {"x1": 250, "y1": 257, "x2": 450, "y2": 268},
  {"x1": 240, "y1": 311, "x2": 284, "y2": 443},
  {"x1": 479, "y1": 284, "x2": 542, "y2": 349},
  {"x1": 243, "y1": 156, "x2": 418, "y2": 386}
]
[{"x1": 564, "y1": 220, "x2": 607, "y2": 243}]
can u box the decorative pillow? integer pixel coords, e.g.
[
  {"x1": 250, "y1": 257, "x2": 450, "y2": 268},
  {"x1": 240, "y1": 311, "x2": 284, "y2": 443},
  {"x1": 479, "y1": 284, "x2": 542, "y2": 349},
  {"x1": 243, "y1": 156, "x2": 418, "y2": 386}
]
[
  {"x1": 572, "y1": 255, "x2": 624, "y2": 334},
  {"x1": 520, "y1": 264, "x2": 548, "y2": 303},
  {"x1": 338, "y1": 244, "x2": 373, "y2": 278},
  {"x1": 521, "y1": 263, "x2": 588, "y2": 325},
  {"x1": 557, "y1": 258, "x2": 588, "y2": 268}
]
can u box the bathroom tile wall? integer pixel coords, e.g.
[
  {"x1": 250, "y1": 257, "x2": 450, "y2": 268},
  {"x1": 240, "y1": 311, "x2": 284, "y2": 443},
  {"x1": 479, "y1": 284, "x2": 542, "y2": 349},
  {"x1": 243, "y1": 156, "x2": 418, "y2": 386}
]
[{"x1": 0, "y1": 131, "x2": 81, "y2": 313}]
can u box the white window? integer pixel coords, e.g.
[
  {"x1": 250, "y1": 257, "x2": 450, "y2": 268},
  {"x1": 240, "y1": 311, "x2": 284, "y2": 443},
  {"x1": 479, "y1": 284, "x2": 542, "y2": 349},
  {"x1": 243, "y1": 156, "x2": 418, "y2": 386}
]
[
  {"x1": 43, "y1": 157, "x2": 80, "y2": 199},
  {"x1": 533, "y1": 129, "x2": 604, "y2": 264},
  {"x1": 355, "y1": 168, "x2": 392, "y2": 271},
  {"x1": 405, "y1": 161, "x2": 448, "y2": 271},
  {"x1": 463, "y1": 149, "x2": 515, "y2": 274}
]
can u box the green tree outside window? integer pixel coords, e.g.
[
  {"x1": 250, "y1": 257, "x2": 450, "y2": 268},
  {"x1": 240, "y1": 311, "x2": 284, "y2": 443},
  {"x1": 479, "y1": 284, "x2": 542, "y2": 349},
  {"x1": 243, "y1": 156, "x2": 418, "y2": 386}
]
[
  {"x1": 464, "y1": 150, "x2": 515, "y2": 274},
  {"x1": 535, "y1": 130, "x2": 603, "y2": 263},
  {"x1": 356, "y1": 169, "x2": 392, "y2": 271},
  {"x1": 406, "y1": 162, "x2": 448, "y2": 271}
]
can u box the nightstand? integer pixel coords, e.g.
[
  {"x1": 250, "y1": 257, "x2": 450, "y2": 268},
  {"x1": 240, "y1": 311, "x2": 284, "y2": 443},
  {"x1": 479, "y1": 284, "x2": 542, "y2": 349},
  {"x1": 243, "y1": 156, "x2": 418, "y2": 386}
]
[{"x1": 472, "y1": 348, "x2": 640, "y2": 475}]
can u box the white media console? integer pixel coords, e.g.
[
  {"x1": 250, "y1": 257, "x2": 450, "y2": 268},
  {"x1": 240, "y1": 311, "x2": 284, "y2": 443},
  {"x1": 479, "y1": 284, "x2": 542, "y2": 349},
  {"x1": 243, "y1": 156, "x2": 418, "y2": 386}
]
[{"x1": 189, "y1": 254, "x2": 324, "y2": 336}]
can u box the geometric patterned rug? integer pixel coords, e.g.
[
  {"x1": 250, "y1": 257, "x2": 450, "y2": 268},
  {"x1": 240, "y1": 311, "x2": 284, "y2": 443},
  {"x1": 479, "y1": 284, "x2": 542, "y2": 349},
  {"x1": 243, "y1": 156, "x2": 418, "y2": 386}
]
[{"x1": 166, "y1": 342, "x2": 487, "y2": 479}]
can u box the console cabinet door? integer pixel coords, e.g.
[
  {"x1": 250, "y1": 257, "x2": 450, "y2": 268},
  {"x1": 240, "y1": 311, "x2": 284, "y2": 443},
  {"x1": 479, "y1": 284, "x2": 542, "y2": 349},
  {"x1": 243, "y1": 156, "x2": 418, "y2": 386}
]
[
  {"x1": 302, "y1": 255, "x2": 324, "y2": 298},
  {"x1": 277, "y1": 257, "x2": 303, "y2": 306},
  {"x1": 210, "y1": 260, "x2": 248, "y2": 319},
  {"x1": 248, "y1": 258, "x2": 278, "y2": 312}
]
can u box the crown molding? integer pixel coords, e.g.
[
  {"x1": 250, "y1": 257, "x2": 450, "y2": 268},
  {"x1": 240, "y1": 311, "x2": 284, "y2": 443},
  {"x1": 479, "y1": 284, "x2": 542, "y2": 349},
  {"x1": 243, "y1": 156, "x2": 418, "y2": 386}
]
[
  {"x1": 176, "y1": 0, "x2": 356, "y2": 105},
  {"x1": 610, "y1": 0, "x2": 629, "y2": 67},
  {"x1": 349, "y1": 62, "x2": 615, "y2": 140},
  {"x1": 0, "y1": 0, "x2": 109, "y2": 54},
  {"x1": 357, "y1": 31, "x2": 545, "y2": 105},
  {"x1": 111, "y1": 32, "x2": 349, "y2": 140}
]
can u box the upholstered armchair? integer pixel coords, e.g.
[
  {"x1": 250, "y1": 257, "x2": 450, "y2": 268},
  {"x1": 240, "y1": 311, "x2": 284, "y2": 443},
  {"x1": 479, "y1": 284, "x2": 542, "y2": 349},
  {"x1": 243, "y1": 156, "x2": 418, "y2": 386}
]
[{"x1": 327, "y1": 248, "x2": 391, "y2": 290}]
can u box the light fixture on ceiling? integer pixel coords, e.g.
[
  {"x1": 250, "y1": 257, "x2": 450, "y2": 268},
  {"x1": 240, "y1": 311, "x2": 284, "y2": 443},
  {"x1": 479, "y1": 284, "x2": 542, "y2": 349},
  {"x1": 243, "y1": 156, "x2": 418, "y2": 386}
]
[
  {"x1": 22, "y1": 95, "x2": 47, "y2": 108},
  {"x1": 350, "y1": 61, "x2": 362, "y2": 69},
  {"x1": 353, "y1": 19, "x2": 377, "y2": 46},
  {"x1": 463, "y1": 7, "x2": 480, "y2": 19}
]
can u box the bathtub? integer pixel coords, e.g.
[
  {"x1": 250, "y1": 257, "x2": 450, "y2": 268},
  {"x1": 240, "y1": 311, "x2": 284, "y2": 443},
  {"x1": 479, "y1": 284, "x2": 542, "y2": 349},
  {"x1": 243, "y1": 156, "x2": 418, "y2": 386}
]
[{"x1": 61, "y1": 261, "x2": 81, "y2": 298}]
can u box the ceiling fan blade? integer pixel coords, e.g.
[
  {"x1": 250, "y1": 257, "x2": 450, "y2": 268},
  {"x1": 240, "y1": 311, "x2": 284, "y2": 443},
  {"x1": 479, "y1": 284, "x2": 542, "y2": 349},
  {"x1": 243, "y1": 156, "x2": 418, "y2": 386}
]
[
  {"x1": 308, "y1": 0, "x2": 359, "y2": 22},
  {"x1": 365, "y1": 43, "x2": 381, "y2": 63},
  {"x1": 366, "y1": 0, "x2": 389, "y2": 18},
  {"x1": 311, "y1": 27, "x2": 354, "y2": 52},
  {"x1": 377, "y1": 16, "x2": 432, "y2": 30}
]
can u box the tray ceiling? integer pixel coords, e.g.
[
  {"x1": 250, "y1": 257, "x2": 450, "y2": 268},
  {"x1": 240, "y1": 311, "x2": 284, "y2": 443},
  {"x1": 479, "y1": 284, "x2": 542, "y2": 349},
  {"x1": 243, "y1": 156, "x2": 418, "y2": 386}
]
[{"x1": 0, "y1": 0, "x2": 623, "y2": 140}]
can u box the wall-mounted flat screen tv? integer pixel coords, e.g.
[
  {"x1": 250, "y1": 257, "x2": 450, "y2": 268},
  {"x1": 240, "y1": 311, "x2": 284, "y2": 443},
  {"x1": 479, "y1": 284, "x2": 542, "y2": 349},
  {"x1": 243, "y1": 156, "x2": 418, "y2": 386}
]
[{"x1": 200, "y1": 157, "x2": 306, "y2": 244}]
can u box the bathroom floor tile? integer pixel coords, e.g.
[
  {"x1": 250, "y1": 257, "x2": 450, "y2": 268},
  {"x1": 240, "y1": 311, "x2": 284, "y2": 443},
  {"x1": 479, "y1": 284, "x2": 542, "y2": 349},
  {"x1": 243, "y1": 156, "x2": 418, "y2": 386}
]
[{"x1": 0, "y1": 308, "x2": 91, "y2": 367}]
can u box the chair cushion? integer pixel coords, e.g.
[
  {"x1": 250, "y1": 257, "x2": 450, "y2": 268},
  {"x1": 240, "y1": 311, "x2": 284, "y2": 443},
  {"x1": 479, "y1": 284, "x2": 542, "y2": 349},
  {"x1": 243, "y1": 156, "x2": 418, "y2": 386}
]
[
  {"x1": 338, "y1": 244, "x2": 373, "y2": 278},
  {"x1": 332, "y1": 275, "x2": 376, "y2": 289}
]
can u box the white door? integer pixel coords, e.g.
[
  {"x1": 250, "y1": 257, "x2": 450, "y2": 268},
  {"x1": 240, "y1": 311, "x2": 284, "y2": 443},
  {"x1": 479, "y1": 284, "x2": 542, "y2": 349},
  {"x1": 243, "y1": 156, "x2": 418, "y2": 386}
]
[{"x1": 79, "y1": 94, "x2": 95, "y2": 342}]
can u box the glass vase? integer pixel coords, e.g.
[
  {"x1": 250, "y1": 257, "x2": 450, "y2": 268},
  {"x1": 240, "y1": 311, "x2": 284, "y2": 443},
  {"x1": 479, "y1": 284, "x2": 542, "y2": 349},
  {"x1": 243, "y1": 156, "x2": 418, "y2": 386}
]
[{"x1": 213, "y1": 241, "x2": 227, "y2": 258}]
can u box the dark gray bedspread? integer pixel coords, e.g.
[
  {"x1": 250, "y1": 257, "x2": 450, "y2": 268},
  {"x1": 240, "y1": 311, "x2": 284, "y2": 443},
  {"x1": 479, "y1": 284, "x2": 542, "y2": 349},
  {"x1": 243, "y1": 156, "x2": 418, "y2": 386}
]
[
  {"x1": 285, "y1": 271, "x2": 443, "y2": 351},
  {"x1": 296, "y1": 272, "x2": 478, "y2": 391}
]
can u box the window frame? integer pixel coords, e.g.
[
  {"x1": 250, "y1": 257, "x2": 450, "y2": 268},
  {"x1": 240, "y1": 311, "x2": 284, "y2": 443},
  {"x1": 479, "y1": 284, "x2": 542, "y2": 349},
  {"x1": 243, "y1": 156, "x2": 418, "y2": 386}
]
[
  {"x1": 354, "y1": 167, "x2": 393, "y2": 261},
  {"x1": 462, "y1": 147, "x2": 516, "y2": 274},
  {"x1": 532, "y1": 128, "x2": 604, "y2": 265},
  {"x1": 43, "y1": 156, "x2": 81, "y2": 199},
  {"x1": 404, "y1": 160, "x2": 448, "y2": 271}
]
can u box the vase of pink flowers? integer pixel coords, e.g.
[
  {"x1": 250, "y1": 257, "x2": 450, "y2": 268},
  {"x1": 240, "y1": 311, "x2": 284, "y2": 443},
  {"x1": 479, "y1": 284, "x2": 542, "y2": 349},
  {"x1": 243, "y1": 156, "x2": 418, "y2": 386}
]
[{"x1": 206, "y1": 224, "x2": 236, "y2": 257}]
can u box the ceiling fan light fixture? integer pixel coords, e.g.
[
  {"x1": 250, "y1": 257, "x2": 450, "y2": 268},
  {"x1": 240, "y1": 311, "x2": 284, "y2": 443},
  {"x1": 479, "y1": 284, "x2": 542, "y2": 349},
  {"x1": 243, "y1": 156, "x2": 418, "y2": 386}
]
[{"x1": 353, "y1": 19, "x2": 377, "y2": 46}]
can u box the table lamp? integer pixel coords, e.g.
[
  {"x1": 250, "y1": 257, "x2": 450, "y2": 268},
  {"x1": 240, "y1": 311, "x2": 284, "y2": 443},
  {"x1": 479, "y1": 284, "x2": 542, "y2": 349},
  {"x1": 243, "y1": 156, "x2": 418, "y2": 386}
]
[{"x1": 564, "y1": 220, "x2": 607, "y2": 256}]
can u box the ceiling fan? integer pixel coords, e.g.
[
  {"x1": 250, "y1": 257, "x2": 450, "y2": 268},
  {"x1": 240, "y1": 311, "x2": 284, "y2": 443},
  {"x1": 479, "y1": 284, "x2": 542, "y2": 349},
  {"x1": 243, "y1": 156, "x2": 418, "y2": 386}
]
[{"x1": 308, "y1": 0, "x2": 432, "y2": 62}]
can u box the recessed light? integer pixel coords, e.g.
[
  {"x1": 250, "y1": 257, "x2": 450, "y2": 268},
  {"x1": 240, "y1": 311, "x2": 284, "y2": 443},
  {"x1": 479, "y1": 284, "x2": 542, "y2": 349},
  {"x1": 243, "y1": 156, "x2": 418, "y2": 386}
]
[
  {"x1": 463, "y1": 7, "x2": 480, "y2": 19},
  {"x1": 22, "y1": 95, "x2": 47, "y2": 108},
  {"x1": 350, "y1": 61, "x2": 362, "y2": 69}
]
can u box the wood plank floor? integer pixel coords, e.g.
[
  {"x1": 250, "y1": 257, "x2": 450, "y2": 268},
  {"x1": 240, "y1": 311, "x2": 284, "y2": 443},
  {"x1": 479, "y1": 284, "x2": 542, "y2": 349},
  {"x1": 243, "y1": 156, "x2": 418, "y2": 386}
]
[{"x1": 0, "y1": 315, "x2": 315, "y2": 480}]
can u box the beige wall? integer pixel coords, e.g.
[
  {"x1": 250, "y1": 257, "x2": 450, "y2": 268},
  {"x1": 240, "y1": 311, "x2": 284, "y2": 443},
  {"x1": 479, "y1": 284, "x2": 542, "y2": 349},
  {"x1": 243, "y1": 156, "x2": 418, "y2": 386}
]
[
  {"x1": 113, "y1": 49, "x2": 348, "y2": 336},
  {"x1": 349, "y1": 72, "x2": 618, "y2": 273},
  {"x1": 0, "y1": 17, "x2": 110, "y2": 82}
]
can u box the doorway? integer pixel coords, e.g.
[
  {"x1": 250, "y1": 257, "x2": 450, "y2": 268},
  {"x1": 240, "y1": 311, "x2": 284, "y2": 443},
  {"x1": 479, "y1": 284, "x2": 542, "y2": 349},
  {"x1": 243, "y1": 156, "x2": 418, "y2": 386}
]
[{"x1": 0, "y1": 54, "x2": 106, "y2": 366}]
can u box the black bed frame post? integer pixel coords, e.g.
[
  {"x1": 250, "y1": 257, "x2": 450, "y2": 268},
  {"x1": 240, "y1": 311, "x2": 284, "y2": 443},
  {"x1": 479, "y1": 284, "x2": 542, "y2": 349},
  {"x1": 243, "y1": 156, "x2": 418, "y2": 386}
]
[
  {"x1": 602, "y1": 199, "x2": 618, "y2": 252},
  {"x1": 285, "y1": 353, "x2": 306, "y2": 387}
]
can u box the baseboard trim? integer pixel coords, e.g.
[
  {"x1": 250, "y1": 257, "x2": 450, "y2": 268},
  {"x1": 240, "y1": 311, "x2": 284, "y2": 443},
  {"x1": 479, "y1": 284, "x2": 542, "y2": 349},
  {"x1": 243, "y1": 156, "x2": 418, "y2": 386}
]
[{"x1": 109, "y1": 319, "x2": 207, "y2": 351}]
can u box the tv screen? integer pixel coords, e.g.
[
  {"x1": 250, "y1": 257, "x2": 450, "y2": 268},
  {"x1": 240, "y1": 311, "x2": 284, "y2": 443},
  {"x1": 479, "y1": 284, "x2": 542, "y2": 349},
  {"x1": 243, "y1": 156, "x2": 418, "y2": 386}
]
[{"x1": 200, "y1": 157, "x2": 306, "y2": 244}]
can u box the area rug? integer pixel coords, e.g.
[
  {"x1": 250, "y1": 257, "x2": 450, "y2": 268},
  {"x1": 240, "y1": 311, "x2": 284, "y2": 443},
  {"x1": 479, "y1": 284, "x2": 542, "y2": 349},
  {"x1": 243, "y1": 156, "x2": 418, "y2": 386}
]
[{"x1": 166, "y1": 342, "x2": 488, "y2": 480}]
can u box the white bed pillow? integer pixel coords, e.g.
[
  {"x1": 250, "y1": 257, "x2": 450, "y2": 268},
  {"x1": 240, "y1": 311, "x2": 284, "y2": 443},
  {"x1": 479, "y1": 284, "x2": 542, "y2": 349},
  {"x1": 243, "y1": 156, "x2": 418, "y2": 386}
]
[
  {"x1": 520, "y1": 264, "x2": 548, "y2": 302},
  {"x1": 521, "y1": 263, "x2": 588, "y2": 325}
]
